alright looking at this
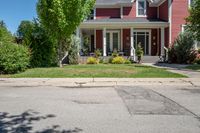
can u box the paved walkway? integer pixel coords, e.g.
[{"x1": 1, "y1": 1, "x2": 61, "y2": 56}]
[{"x1": 144, "y1": 63, "x2": 200, "y2": 78}]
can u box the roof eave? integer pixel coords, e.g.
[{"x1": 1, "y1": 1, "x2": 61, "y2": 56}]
[{"x1": 80, "y1": 21, "x2": 169, "y2": 29}]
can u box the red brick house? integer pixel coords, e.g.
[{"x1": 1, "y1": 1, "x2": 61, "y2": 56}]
[{"x1": 77, "y1": 0, "x2": 192, "y2": 59}]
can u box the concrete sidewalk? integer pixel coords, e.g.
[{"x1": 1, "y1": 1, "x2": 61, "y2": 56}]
[{"x1": 0, "y1": 78, "x2": 199, "y2": 87}]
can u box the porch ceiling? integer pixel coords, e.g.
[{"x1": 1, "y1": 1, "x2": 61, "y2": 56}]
[{"x1": 80, "y1": 18, "x2": 169, "y2": 29}]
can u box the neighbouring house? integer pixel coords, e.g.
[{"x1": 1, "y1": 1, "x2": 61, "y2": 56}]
[{"x1": 77, "y1": 0, "x2": 193, "y2": 60}]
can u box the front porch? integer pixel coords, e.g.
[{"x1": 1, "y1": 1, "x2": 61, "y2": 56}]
[{"x1": 78, "y1": 18, "x2": 169, "y2": 61}]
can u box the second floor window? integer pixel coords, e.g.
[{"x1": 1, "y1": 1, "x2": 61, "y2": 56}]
[{"x1": 137, "y1": 0, "x2": 147, "y2": 17}]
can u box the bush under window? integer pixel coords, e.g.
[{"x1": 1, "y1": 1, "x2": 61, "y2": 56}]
[
  {"x1": 87, "y1": 57, "x2": 99, "y2": 64},
  {"x1": 112, "y1": 56, "x2": 125, "y2": 64}
]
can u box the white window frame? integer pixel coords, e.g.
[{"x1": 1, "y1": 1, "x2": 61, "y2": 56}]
[
  {"x1": 94, "y1": 8, "x2": 96, "y2": 20},
  {"x1": 181, "y1": 24, "x2": 187, "y2": 33},
  {"x1": 106, "y1": 30, "x2": 120, "y2": 51},
  {"x1": 188, "y1": 0, "x2": 193, "y2": 7},
  {"x1": 136, "y1": 0, "x2": 147, "y2": 17}
]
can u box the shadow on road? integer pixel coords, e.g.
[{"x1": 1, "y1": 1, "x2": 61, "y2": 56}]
[{"x1": 0, "y1": 110, "x2": 82, "y2": 133}]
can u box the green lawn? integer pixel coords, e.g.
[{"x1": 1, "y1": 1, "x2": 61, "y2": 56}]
[
  {"x1": 186, "y1": 64, "x2": 200, "y2": 71},
  {"x1": 0, "y1": 64, "x2": 186, "y2": 78}
]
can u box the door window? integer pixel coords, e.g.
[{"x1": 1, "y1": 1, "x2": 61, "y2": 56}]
[
  {"x1": 106, "y1": 33, "x2": 110, "y2": 52},
  {"x1": 113, "y1": 33, "x2": 119, "y2": 51},
  {"x1": 133, "y1": 31, "x2": 150, "y2": 55}
]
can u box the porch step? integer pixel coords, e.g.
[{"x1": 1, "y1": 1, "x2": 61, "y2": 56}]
[{"x1": 141, "y1": 56, "x2": 160, "y2": 63}]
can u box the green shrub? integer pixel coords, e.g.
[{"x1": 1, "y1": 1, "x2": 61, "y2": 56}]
[
  {"x1": 125, "y1": 59, "x2": 131, "y2": 64},
  {"x1": 94, "y1": 49, "x2": 101, "y2": 59},
  {"x1": 82, "y1": 36, "x2": 90, "y2": 56},
  {"x1": 196, "y1": 59, "x2": 200, "y2": 64},
  {"x1": 99, "y1": 58, "x2": 104, "y2": 64},
  {"x1": 169, "y1": 32, "x2": 197, "y2": 64},
  {"x1": 108, "y1": 57, "x2": 113, "y2": 64},
  {"x1": 136, "y1": 44, "x2": 144, "y2": 63},
  {"x1": 195, "y1": 54, "x2": 200, "y2": 64},
  {"x1": 68, "y1": 35, "x2": 79, "y2": 65},
  {"x1": 87, "y1": 57, "x2": 99, "y2": 64},
  {"x1": 112, "y1": 56, "x2": 125, "y2": 64},
  {"x1": 112, "y1": 49, "x2": 118, "y2": 57},
  {"x1": 168, "y1": 47, "x2": 177, "y2": 63},
  {"x1": 0, "y1": 43, "x2": 30, "y2": 74}
]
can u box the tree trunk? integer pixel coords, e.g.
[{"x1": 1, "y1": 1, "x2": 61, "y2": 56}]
[
  {"x1": 58, "y1": 41, "x2": 63, "y2": 68},
  {"x1": 138, "y1": 56, "x2": 142, "y2": 64}
]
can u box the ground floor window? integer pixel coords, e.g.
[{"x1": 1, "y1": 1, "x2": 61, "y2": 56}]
[{"x1": 106, "y1": 30, "x2": 120, "y2": 53}]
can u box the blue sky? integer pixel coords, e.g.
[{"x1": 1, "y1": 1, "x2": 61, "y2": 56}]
[{"x1": 0, "y1": 0, "x2": 37, "y2": 34}]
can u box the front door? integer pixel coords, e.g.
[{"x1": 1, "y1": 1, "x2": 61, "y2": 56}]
[
  {"x1": 133, "y1": 31, "x2": 150, "y2": 55},
  {"x1": 106, "y1": 31, "x2": 120, "y2": 53}
]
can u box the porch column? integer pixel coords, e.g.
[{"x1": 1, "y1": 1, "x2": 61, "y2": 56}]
[
  {"x1": 94, "y1": 29, "x2": 96, "y2": 50},
  {"x1": 130, "y1": 28, "x2": 135, "y2": 61},
  {"x1": 161, "y1": 27, "x2": 165, "y2": 56},
  {"x1": 103, "y1": 28, "x2": 107, "y2": 56}
]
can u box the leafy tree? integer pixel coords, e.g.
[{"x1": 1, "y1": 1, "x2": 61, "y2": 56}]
[
  {"x1": 17, "y1": 19, "x2": 57, "y2": 67},
  {"x1": 17, "y1": 20, "x2": 34, "y2": 45},
  {"x1": 186, "y1": 0, "x2": 200, "y2": 41},
  {"x1": 0, "y1": 20, "x2": 13, "y2": 43},
  {"x1": 67, "y1": 35, "x2": 80, "y2": 65},
  {"x1": 0, "y1": 20, "x2": 6, "y2": 27},
  {"x1": 37, "y1": 0, "x2": 95, "y2": 67}
]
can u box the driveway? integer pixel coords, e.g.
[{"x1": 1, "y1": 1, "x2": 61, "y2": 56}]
[{"x1": 0, "y1": 78, "x2": 200, "y2": 133}]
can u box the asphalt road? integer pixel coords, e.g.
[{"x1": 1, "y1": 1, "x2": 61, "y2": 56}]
[{"x1": 0, "y1": 80, "x2": 200, "y2": 133}]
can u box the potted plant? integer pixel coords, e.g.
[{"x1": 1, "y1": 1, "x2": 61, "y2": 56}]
[{"x1": 136, "y1": 43, "x2": 144, "y2": 64}]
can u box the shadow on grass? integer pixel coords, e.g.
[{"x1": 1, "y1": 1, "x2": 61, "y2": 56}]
[{"x1": 0, "y1": 110, "x2": 82, "y2": 133}]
